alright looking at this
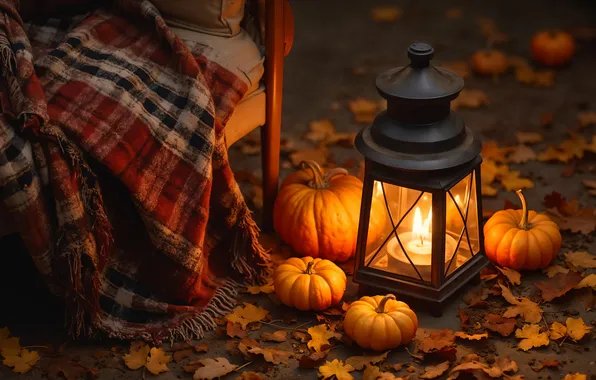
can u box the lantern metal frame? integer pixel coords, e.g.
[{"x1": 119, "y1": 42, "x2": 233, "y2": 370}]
[{"x1": 352, "y1": 43, "x2": 488, "y2": 316}]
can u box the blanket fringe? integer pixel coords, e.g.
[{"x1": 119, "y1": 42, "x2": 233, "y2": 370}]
[{"x1": 231, "y1": 209, "x2": 271, "y2": 285}]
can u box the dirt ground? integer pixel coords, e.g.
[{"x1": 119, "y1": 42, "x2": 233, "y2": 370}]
[{"x1": 2, "y1": 0, "x2": 596, "y2": 379}]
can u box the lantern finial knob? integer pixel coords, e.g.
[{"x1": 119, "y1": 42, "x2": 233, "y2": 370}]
[{"x1": 407, "y1": 42, "x2": 434, "y2": 68}]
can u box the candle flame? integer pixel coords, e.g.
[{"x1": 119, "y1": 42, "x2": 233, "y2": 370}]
[{"x1": 412, "y1": 207, "x2": 432, "y2": 246}]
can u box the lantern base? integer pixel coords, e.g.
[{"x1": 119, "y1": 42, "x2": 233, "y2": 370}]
[{"x1": 354, "y1": 252, "x2": 488, "y2": 317}]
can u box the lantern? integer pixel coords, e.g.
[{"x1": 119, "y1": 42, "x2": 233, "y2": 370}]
[{"x1": 354, "y1": 43, "x2": 488, "y2": 316}]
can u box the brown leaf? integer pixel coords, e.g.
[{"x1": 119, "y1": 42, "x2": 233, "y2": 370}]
[
  {"x1": 566, "y1": 251, "x2": 596, "y2": 269},
  {"x1": 480, "y1": 266, "x2": 499, "y2": 281},
  {"x1": 45, "y1": 357, "x2": 93, "y2": 380},
  {"x1": 531, "y1": 359, "x2": 560, "y2": 372},
  {"x1": 546, "y1": 207, "x2": 596, "y2": 235},
  {"x1": 483, "y1": 314, "x2": 516, "y2": 336},
  {"x1": 416, "y1": 330, "x2": 456, "y2": 360},
  {"x1": 226, "y1": 322, "x2": 247, "y2": 338},
  {"x1": 289, "y1": 147, "x2": 330, "y2": 167},
  {"x1": 260, "y1": 330, "x2": 287, "y2": 343},
  {"x1": 237, "y1": 337, "x2": 260, "y2": 359},
  {"x1": 583, "y1": 179, "x2": 596, "y2": 196},
  {"x1": 370, "y1": 6, "x2": 402, "y2": 22},
  {"x1": 194, "y1": 342, "x2": 209, "y2": 353},
  {"x1": 458, "y1": 308, "x2": 470, "y2": 327},
  {"x1": 298, "y1": 350, "x2": 330, "y2": 369},
  {"x1": 534, "y1": 271, "x2": 583, "y2": 301},
  {"x1": 500, "y1": 283, "x2": 543, "y2": 323},
  {"x1": 497, "y1": 267, "x2": 521, "y2": 286},
  {"x1": 508, "y1": 144, "x2": 537, "y2": 163},
  {"x1": 420, "y1": 361, "x2": 450, "y2": 379},
  {"x1": 463, "y1": 287, "x2": 489, "y2": 307},
  {"x1": 451, "y1": 89, "x2": 489, "y2": 110},
  {"x1": 345, "y1": 351, "x2": 389, "y2": 370},
  {"x1": 248, "y1": 346, "x2": 293, "y2": 365},
  {"x1": 192, "y1": 358, "x2": 237, "y2": 379},
  {"x1": 581, "y1": 289, "x2": 595, "y2": 311},
  {"x1": 515, "y1": 324, "x2": 550, "y2": 351},
  {"x1": 236, "y1": 372, "x2": 265, "y2": 380},
  {"x1": 578, "y1": 111, "x2": 596, "y2": 129},
  {"x1": 173, "y1": 348, "x2": 193, "y2": 363},
  {"x1": 543, "y1": 265, "x2": 569, "y2": 278},
  {"x1": 515, "y1": 131, "x2": 543, "y2": 144},
  {"x1": 304, "y1": 119, "x2": 335, "y2": 143},
  {"x1": 292, "y1": 331, "x2": 308, "y2": 343}
]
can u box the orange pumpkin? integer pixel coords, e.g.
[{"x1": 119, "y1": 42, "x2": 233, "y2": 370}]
[
  {"x1": 273, "y1": 257, "x2": 346, "y2": 311},
  {"x1": 471, "y1": 49, "x2": 509, "y2": 76},
  {"x1": 484, "y1": 190, "x2": 562, "y2": 270},
  {"x1": 531, "y1": 30, "x2": 576, "y2": 67},
  {"x1": 343, "y1": 294, "x2": 418, "y2": 351},
  {"x1": 274, "y1": 160, "x2": 386, "y2": 262}
]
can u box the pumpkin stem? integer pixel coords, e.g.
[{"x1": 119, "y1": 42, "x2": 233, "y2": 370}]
[
  {"x1": 300, "y1": 160, "x2": 326, "y2": 189},
  {"x1": 305, "y1": 260, "x2": 316, "y2": 274},
  {"x1": 516, "y1": 189, "x2": 530, "y2": 229},
  {"x1": 376, "y1": 294, "x2": 397, "y2": 313}
]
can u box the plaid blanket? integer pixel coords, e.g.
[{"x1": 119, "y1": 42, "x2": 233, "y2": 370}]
[{"x1": 0, "y1": 0, "x2": 269, "y2": 343}]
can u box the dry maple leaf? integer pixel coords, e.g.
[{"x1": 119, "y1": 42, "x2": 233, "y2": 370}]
[
  {"x1": 363, "y1": 364, "x2": 401, "y2": 380},
  {"x1": 543, "y1": 265, "x2": 569, "y2": 278},
  {"x1": 318, "y1": 359, "x2": 355, "y2": 380},
  {"x1": 416, "y1": 329, "x2": 456, "y2": 359},
  {"x1": 515, "y1": 324, "x2": 550, "y2": 351},
  {"x1": 463, "y1": 286, "x2": 490, "y2": 307},
  {"x1": 564, "y1": 374, "x2": 588, "y2": 380},
  {"x1": 566, "y1": 317, "x2": 592, "y2": 341},
  {"x1": 145, "y1": 347, "x2": 171, "y2": 375},
  {"x1": 447, "y1": 355, "x2": 518, "y2": 379},
  {"x1": 533, "y1": 271, "x2": 583, "y2": 301},
  {"x1": 578, "y1": 111, "x2": 596, "y2": 128},
  {"x1": 508, "y1": 144, "x2": 537, "y2": 163},
  {"x1": 304, "y1": 119, "x2": 335, "y2": 143},
  {"x1": 298, "y1": 350, "x2": 329, "y2": 369},
  {"x1": 454, "y1": 332, "x2": 489, "y2": 340},
  {"x1": 245, "y1": 278, "x2": 274, "y2": 295},
  {"x1": 547, "y1": 207, "x2": 596, "y2": 235},
  {"x1": 451, "y1": 89, "x2": 489, "y2": 111},
  {"x1": 289, "y1": 147, "x2": 330, "y2": 167},
  {"x1": 482, "y1": 142, "x2": 512, "y2": 163},
  {"x1": 345, "y1": 351, "x2": 388, "y2": 370},
  {"x1": 2, "y1": 349, "x2": 40, "y2": 374},
  {"x1": 565, "y1": 251, "x2": 596, "y2": 269},
  {"x1": 370, "y1": 6, "x2": 402, "y2": 22},
  {"x1": 248, "y1": 346, "x2": 293, "y2": 365},
  {"x1": 515, "y1": 131, "x2": 543, "y2": 144},
  {"x1": 549, "y1": 321, "x2": 567, "y2": 340},
  {"x1": 226, "y1": 322, "x2": 247, "y2": 338},
  {"x1": 123, "y1": 343, "x2": 150, "y2": 370},
  {"x1": 307, "y1": 324, "x2": 342, "y2": 352},
  {"x1": 260, "y1": 330, "x2": 287, "y2": 343},
  {"x1": 483, "y1": 313, "x2": 516, "y2": 336},
  {"x1": 348, "y1": 97, "x2": 380, "y2": 124},
  {"x1": 225, "y1": 303, "x2": 269, "y2": 330},
  {"x1": 173, "y1": 348, "x2": 194, "y2": 363},
  {"x1": 537, "y1": 146, "x2": 574, "y2": 163},
  {"x1": 497, "y1": 266, "x2": 521, "y2": 285},
  {"x1": 500, "y1": 170, "x2": 534, "y2": 191},
  {"x1": 419, "y1": 361, "x2": 450, "y2": 379},
  {"x1": 499, "y1": 283, "x2": 543, "y2": 323},
  {"x1": 575, "y1": 274, "x2": 596, "y2": 290},
  {"x1": 531, "y1": 359, "x2": 559, "y2": 372},
  {"x1": 0, "y1": 334, "x2": 20, "y2": 358},
  {"x1": 193, "y1": 358, "x2": 237, "y2": 380},
  {"x1": 583, "y1": 179, "x2": 596, "y2": 196}
]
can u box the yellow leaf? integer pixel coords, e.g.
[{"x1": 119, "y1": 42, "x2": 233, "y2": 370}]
[
  {"x1": 515, "y1": 324, "x2": 550, "y2": 351},
  {"x1": 145, "y1": 347, "x2": 171, "y2": 375},
  {"x1": 497, "y1": 267, "x2": 521, "y2": 285},
  {"x1": 564, "y1": 374, "x2": 588, "y2": 380},
  {"x1": 2, "y1": 349, "x2": 40, "y2": 374},
  {"x1": 482, "y1": 184, "x2": 498, "y2": 196},
  {"x1": 225, "y1": 303, "x2": 270, "y2": 330},
  {"x1": 537, "y1": 146, "x2": 573, "y2": 163},
  {"x1": 370, "y1": 6, "x2": 402, "y2": 22},
  {"x1": 193, "y1": 358, "x2": 237, "y2": 380},
  {"x1": 260, "y1": 330, "x2": 287, "y2": 343},
  {"x1": 508, "y1": 144, "x2": 537, "y2": 164},
  {"x1": 419, "y1": 361, "x2": 450, "y2": 379},
  {"x1": 515, "y1": 131, "x2": 543, "y2": 145},
  {"x1": 543, "y1": 265, "x2": 569, "y2": 278},
  {"x1": 500, "y1": 170, "x2": 534, "y2": 191},
  {"x1": 245, "y1": 278, "x2": 275, "y2": 295},
  {"x1": 307, "y1": 324, "x2": 342, "y2": 352},
  {"x1": 123, "y1": 343, "x2": 150, "y2": 370},
  {"x1": 304, "y1": 120, "x2": 336, "y2": 143},
  {"x1": 499, "y1": 283, "x2": 543, "y2": 323},
  {"x1": 345, "y1": 351, "x2": 389, "y2": 370},
  {"x1": 0, "y1": 336, "x2": 21, "y2": 357},
  {"x1": 575, "y1": 274, "x2": 596, "y2": 290},
  {"x1": 454, "y1": 332, "x2": 489, "y2": 340},
  {"x1": 549, "y1": 321, "x2": 567, "y2": 340},
  {"x1": 565, "y1": 317, "x2": 591, "y2": 341},
  {"x1": 348, "y1": 97, "x2": 380, "y2": 124},
  {"x1": 318, "y1": 359, "x2": 354, "y2": 380},
  {"x1": 482, "y1": 141, "x2": 511, "y2": 163},
  {"x1": 565, "y1": 251, "x2": 596, "y2": 269}
]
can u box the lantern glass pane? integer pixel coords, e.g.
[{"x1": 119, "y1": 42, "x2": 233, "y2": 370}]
[
  {"x1": 444, "y1": 171, "x2": 480, "y2": 277},
  {"x1": 364, "y1": 181, "x2": 433, "y2": 282}
]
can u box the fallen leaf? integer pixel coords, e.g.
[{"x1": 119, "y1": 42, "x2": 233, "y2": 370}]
[
  {"x1": 534, "y1": 70, "x2": 555, "y2": 87},
  {"x1": 565, "y1": 251, "x2": 596, "y2": 269},
  {"x1": 458, "y1": 308, "x2": 470, "y2": 327},
  {"x1": 454, "y1": 332, "x2": 489, "y2": 340},
  {"x1": 480, "y1": 266, "x2": 499, "y2": 281},
  {"x1": 500, "y1": 170, "x2": 534, "y2": 191},
  {"x1": 531, "y1": 359, "x2": 559, "y2": 372},
  {"x1": 583, "y1": 179, "x2": 596, "y2": 196},
  {"x1": 578, "y1": 111, "x2": 596, "y2": 128},
  {"x1": 463, "y1": 287, "x2": 489, "y2": 307},
  {"x1": 419, "y1": 361, "x2": 450, "y2": 379},
  {"x1": 345, "y1": 351, "x2": 389, "y2": 370},
  {"x1": 515, "y1": 131, "x2": 543, "y2": 144},
  {"x1": 194, "y1": 343, "x2": 209, "y2": 353},
  {"x1": 508, "y1": 144, "x2": 537, "y2": 163},
  {"x1": 566, "y1": 317, "x2": 591, "y2": 341},
  {"x1": 0, "y1": 335, "x2": 20, "y2": 358},
  {"x1": 307, "y1": 324, "x2": 342, "y2": 352},
  {"x1": 533, "y1": 271, "x2": 583, "y2": 301},
  {"x1": 260, "y1": 330, "x2": 287, "y2": 343},
  {"x1": 145, "y1": 347, "x2": 171, "y2": 375},
  {"x1": 416, "y1": 329, "x2": 456, "y2": 360},
  {"x1": 515, "y1": 324, "x2": 550, "y2": 351},
  {"x1": 123, "y1": 343, "x2": 150, "y2": 370},
  {"x1": 225, "y1": 303, "x2": 269, "y2": 330},
  {"x1": 289, "y1": 147, "x2": 330, "y2": 167},
  {"x1": 483, "y1": 313, "x2": 516, "y2": 336},
  {"x1": 2, "y1": 349, "x2": 40, "y2": 374},
  {"x1": 173, "y1": 348, "x2": 194, "y2": 363},
  {"x1": 318, "y1": 359, "x2": 354, "y2": 380},
  {"x1": 451, "y1": 89, "x2": 489, "y2": 110},
  {"x1": 226, "y1": 322, "x2": 247, "y2": 338},
  {"x1": 547, "y1": 207, "x2": 596, "y2": 235},
  {"x1": 298, "y1": 350, "x2": 330, "y2": 368},
  {"x1": 363, "y1": 365, "x2": 400, "y2": 380},
  {"x1": 236, "y1": 372, "x2": 264, "y2": 380},
  {"x1": 543, "y1": 265, "x2": 569, "y2": 278},
  {"x1": 499, "y1": 283, "x2": 543, "y2": 323},
  {"x1": 549, "y1": 321, "x2": 567, "y2": 340},
  {"x1": 247, "y1": 346, "x2": 293, "y2": 365},
  {"x1": 576, "y1": 274, "x2": 596, "y2": 290},
  {"x1": 245, "y1": 278, "x2": 274, "y2": 295},
  {"x1": 497, "y1": 266, "x2": 521, "y2": 286},
  {"x1": 193, "y1": 358, "x2": 237, "y2": 380},
  {"x1": 563, "y1": 374, "x2": 588, "y2": 380},
  {"x1": 348, "y1": 97, "x2": 380, "y2": 123},
  {"x1": 304, "y1": 119, "x2": 335, "y2": 143}
]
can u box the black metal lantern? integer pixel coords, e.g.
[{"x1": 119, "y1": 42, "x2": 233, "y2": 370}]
[{"x1": 353, "y1": 43, "x2": 488, "y2": 316}]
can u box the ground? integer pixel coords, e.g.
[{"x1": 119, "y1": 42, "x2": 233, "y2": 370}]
[{"x1": 2, "y1": 0, "x2": 596, "y2": 379}]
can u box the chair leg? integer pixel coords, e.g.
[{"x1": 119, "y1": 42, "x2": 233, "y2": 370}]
[{"x1": 261, "y1": 0, "x2": 285, "y2": 231}]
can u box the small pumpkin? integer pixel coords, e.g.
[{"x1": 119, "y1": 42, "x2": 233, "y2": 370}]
[
  {"x1": 484, "y1": 190, "x2": 562, "y2": 270},
  {"x1": 273, "y1": 257, "x2": 346, "y2": 311},
  {"x1": 471, "y1": 49, "x2": 509, "y2": 76},
  {"x1": 531, "y1": 30, "x2": 576, "y2": 67},
  {"x1": 274, "y1": 160, "x2": 386, "y2": 262},
  {"x1": 343, "y1": 294, "x2": 418, "y2": 351}
]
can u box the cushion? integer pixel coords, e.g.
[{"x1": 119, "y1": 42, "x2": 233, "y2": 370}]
[
  {"x1": 152, "y1": 0, "x2": 245, "y2": 37},
  {"x1": 172, "y1": 27, "x2": 264, "y2": 97},
  {"x1": 225, "y1": 86, "x2": 265, "y2": 146}
]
